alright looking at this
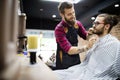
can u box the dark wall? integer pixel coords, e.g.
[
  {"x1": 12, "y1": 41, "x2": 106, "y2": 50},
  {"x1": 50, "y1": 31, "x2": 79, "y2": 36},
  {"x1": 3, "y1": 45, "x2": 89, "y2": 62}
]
[{"x1": 26, "y1": 17, "x2": 59, "y2": 30}]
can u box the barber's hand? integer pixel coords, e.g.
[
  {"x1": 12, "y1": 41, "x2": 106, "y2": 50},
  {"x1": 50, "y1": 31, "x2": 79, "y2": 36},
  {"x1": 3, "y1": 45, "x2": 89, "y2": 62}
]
[
  {"x1": 88, "y1": 28, "x2": 94, "y2": 35},
  {"x1": 87, "y1": 35, "x2": 98, "y2": 49}
]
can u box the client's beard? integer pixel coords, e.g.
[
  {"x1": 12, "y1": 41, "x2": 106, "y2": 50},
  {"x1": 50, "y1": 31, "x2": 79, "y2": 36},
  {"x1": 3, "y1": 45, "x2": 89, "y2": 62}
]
[{"x1": 93, "y1": 25, "x2": 105, "y2": 36}]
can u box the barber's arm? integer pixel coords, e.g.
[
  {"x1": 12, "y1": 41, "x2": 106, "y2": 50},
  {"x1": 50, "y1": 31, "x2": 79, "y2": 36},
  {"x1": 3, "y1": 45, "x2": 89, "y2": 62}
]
[
  {"x1": 68, "y1": 28, "x2": 97, "y2": 55},
  {"x1": 67, "y1": 46, "x2": 88, "y2": 55},
  {"x1": 67, "y1": 38, "x2": 95, "y2": 55}
]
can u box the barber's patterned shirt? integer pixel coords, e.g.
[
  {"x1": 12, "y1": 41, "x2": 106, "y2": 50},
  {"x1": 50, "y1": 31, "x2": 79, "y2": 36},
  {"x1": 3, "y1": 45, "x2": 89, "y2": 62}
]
[{"x1": 54, "y1": 34, "x2": 120, "y2": 80}]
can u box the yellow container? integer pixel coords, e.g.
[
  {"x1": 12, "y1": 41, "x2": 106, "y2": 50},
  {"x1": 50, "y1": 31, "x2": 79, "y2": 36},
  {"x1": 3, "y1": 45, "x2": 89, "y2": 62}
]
[{"x1": 27, "y1": 35, "x2": 38, "y2": 49}]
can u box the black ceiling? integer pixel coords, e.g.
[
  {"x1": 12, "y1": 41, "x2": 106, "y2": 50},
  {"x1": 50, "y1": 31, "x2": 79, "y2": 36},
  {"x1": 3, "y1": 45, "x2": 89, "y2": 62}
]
[{"x1": 21, "y1": 0, "x2": 120, "y2": 30}]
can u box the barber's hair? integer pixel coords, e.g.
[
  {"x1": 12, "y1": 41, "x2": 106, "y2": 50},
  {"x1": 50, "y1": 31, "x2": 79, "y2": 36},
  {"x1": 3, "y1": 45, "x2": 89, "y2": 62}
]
[
  {"x1": 97, "y1": 13, "x2": 119, "y2": 33},
  {"x1": 58, "y1": 1, "x2": 74, "y2": 14}
]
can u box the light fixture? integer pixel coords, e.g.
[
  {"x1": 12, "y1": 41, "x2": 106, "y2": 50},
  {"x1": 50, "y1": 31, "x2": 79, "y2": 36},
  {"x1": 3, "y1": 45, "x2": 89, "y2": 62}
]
[
  {"x1": 114, "y1": 4, "x2": 119, "y2": 7},
  {"x1": 91, "y1": 17, "x2": 95, "y2": 20},
  {"x1": 40, "y1": 8, "x2": 43, "y2": 11},
  {"x1": 52, "y1": 14, "x2": 56, "y2": 18},
  {"x1": 43, "y1": 0, "x2": 81, "y2": 4}
]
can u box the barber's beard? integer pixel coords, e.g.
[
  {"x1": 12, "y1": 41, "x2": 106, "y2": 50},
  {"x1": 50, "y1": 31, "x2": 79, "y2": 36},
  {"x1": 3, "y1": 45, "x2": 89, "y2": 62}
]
[{"x1": 64, "y1": 16, "x2": 75, "y2": 26}]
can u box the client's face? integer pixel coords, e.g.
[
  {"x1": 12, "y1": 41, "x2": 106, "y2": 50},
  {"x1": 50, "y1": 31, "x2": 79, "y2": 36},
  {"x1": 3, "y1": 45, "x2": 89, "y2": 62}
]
[{"x1": 92, "y1": 16, "x2": 105, "y2": 36}]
